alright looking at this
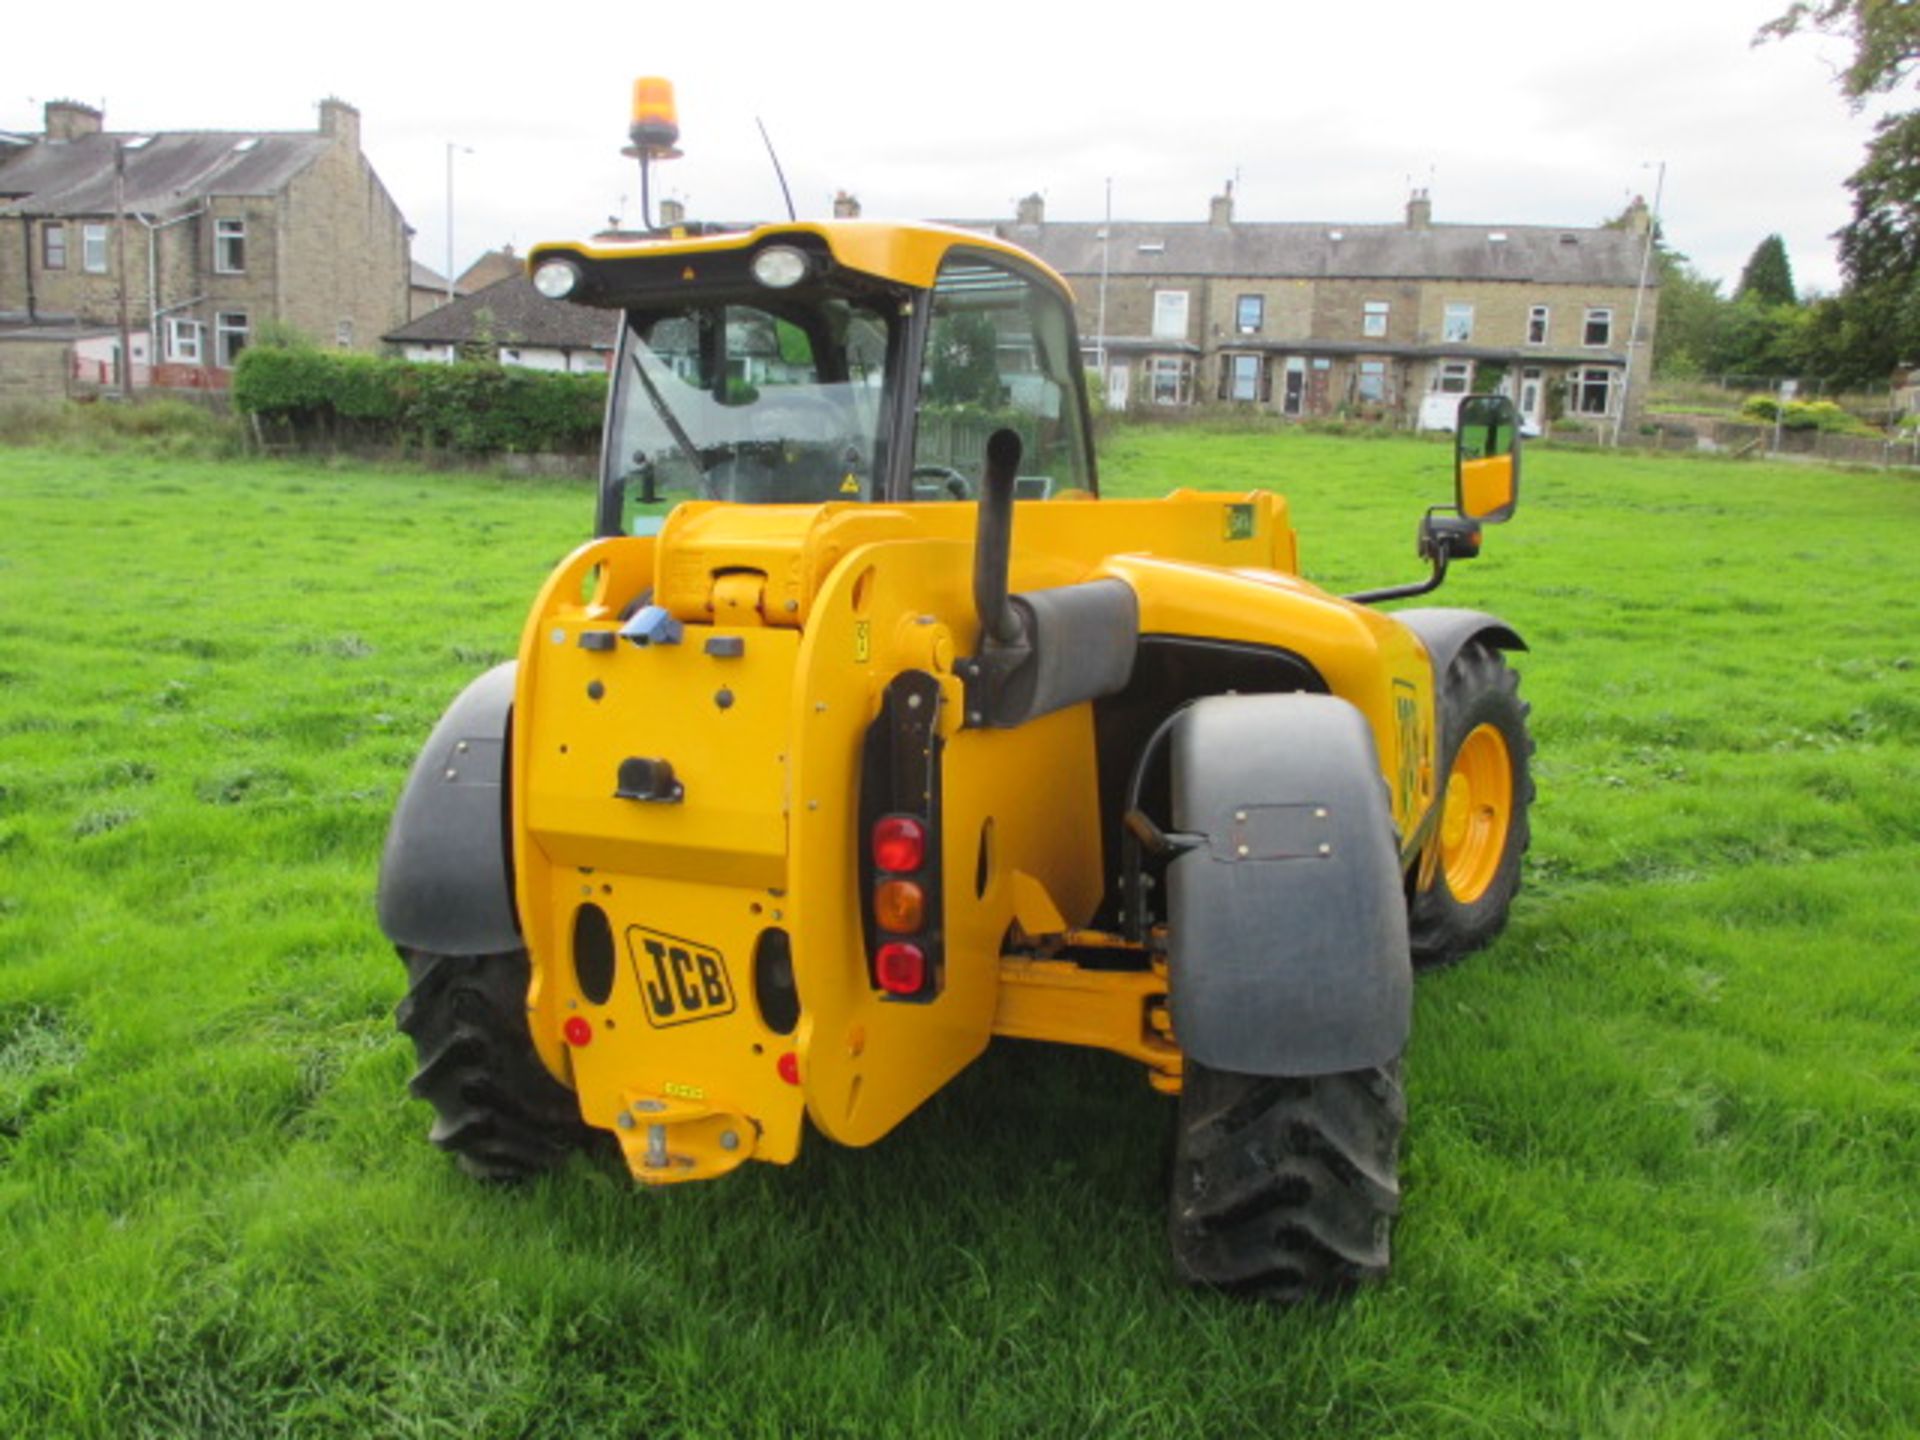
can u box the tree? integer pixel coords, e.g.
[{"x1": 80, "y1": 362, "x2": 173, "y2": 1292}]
[
  {"x1": 1841, "y1": 112, "x2": 1920, "y2": 278},
  {"x1": 1759, "y1": 2, "x2": 1919, "y2": 103},
  {"x1": 1654, "y1": 267, "x2": 1729, "y2": 377},
  {"x1": 1710, "y1": 296, "x2": 1809, "y2": 379},
  {"x1": 1763, "y1": 2, "x2": 1920, "y2": 375},
  {"x1": 1736, "y1": 235, "x2": 1798, "y2": 305},
  {"x1": 1599, "y1": 203, "x2": 1731, "y2": 378}
]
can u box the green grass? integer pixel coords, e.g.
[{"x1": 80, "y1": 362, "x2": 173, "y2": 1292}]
[{"x1": 3, "y1": 434, "x2": 1918, "y2": 1437}]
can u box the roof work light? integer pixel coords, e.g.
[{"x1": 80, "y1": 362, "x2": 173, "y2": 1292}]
[{"x1": 627, "y1": 77, "x2": 682, "y2": 159}]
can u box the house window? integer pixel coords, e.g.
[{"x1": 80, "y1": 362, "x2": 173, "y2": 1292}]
[
  {"x1": 1434, "y1": 359, "x2": 1473, "y2": 394},
  {"x1": 215, "y1": 311, "x2": 250, "y2": 367},
  {"x1": 1572, "y1": 366, "x2": 1615, "y2": 414},
  {"x1": 42, "y1": 223, "x2": 67, "y2": 270},
  {"x1": 1584, "y1": 308, "x2": 1613, "y2": 347},
  {"x1": 1442, "y1": 303, "x2": 1474, "y2": 343},
  {"x1": 1226, "y1": 353, "x2": 1261, "y2": 402},
  {"x1": 1152, "y1": 290, "x2": 1190, "y2": 341},
  {"x1": 165, "y1": 318, "x2": 204, "y2": 363},
  {"x1": 335, "y1": 319, "x2": 354, "y2": 348},
  {"x1": 1355, "y1": 359, "x2": 1387, "y2": 404},
  {"x1": 1527, "y1": 305, "x2": 1549, "y2": 345},
  {"x1": 1149, "y1": 354, "x2": 1192, "y2": 405},
  {"x1": 1363, "y1": 301, "x2": 1389, "y2": 339},
  {"x1": 83, "y1": 223, "x2": 109, "y2": 273},
  {"x1": 215, "y1": 218, "x2": 247, "y2": 274},
  {"x1": 1236, "y1": 294, "x2": 1264, "y2": 334}
]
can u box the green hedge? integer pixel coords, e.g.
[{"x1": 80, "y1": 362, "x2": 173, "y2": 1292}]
[
  {"x1": 1736, "y1": 395, "x2": 1880, "y2": 436},
  {"x1": 232, "y1": 348, "x2": 606, "y2": 454}
]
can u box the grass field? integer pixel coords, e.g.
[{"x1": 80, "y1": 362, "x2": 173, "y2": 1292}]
[{"x1": 2, "y1": 431, "x2": 1917, "y2": 1438}]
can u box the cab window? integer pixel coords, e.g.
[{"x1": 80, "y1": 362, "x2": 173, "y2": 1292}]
[
  {"x1": 913, "y1": 253, "x2": 1092, "y2": 500},
  {"x1": 606, "y1": 297, "x2": 891, "y2": 529}
]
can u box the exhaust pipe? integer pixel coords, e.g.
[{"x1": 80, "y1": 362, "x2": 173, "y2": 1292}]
[{"x1": 973, "y1": 428, "x2": 1024, "y2": 648}]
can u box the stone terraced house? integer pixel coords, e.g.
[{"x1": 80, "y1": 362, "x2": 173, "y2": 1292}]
[
  {"x1": 0, "y1": 97, "x2": 409, "y2": 399},
  {"x1": 982, "y1": 187, "x2": 1658, "y2": 433}
]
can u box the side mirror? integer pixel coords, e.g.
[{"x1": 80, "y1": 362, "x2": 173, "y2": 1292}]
[{"x1": 1455, "y1": 394, "x2": 1520, "y2": 524}]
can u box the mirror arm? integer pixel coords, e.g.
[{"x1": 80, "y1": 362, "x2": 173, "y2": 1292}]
[
  {"x1": 1343, "y1": 551, "x2": 1451, "y2": 607},
  {"x1": 1343, "y1": 506, "x2": 1478, "y2": 607}
]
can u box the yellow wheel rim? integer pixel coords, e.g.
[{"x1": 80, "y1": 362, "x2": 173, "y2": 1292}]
[{"x1": 1439, "y1": 723, "x2": 1513, "y2": 904}]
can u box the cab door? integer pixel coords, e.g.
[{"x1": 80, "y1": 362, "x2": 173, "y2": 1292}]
[{"x1": 908, "y1": 248, "x2": 1098, "y2": 499}]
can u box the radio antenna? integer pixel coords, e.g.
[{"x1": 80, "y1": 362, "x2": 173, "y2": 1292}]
[{"x1": 756, "y1": 117, "x2": 798, "y2": 222}]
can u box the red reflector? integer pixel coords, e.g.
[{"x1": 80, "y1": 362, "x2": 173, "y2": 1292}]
[
  {"x1": 872, "y1": 815, "x2": 926, "y2": 873},
  {"x1": 562, "y1": 1015, "x2": 594, "y2": 1047},
  {"x1": 776, "y1": 1051, "x2": 800, "y2": 1086},
  {"x1": 875, "y1": 942, "x2": 927, "y2": 995}
]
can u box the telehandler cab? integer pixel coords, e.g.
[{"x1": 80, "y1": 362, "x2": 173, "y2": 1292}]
[{"x1": 378, "y1": 91, "x2": 1532, "y2": 1301}]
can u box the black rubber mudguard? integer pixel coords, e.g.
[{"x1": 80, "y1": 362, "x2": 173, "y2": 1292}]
[
  {"x1": 1392, "y1": 607, "x2": 1526, "y2": 682},
  {"x1": 376, "y1": 663, "x2": 521, "y2": 956},
  {"x1": 1166, "y1": 693, "x2": 1411, "y2": 1076}
]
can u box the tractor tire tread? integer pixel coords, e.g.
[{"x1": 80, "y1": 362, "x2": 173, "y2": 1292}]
[
  {"x1": 1171, "y1": 1060, "x2": 1404, "y2": 1302},
  {"x1": 394, "y1": 947, "x2": 589, "y2": 1181}
]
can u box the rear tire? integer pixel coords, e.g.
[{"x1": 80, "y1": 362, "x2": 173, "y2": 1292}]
[
  {"x1": 1169, "y1": 1058, "x2": 1404, "y2": 1301},
  {"x1": 1410, "y1": 643, "x2": 1533, "y2": 967},
  {"x1": 394, "y1": 948, "x2": 590, "y2": 1180}
]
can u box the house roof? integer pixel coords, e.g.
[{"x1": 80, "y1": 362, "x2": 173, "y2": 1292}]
[
  {"x1": 984, "y1": 220, "x2": 1651, "y2": 288},
  {"x1": 0, "y1": 130, "x2": 330, "y2": 218},
  {"x1": 0, "y1": 316, "x2": 119, "y2": 342},
  {"x1": 455, "y1": 247, "x2": 524, "y2": 293},
  {"x1": 384, "y1": 274, "x2": 618, "y2": 350},
  {"x1": 410, "y1": 259, "x2": 459, "y2": 293}
]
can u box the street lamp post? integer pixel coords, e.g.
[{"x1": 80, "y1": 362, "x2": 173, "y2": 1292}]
[
  {"x1": 446, "y1": 142, "x2": 473, "y2": 311},
  {"x1": 1613, "y1": 159, "x2": 1665, "y2": 447},
  {"x1": 1096, "y1": 177, "x2": 1112, "y2": 390},
  {"x1": 113, "y1": 140, "x2": 135, "y2": 398}
]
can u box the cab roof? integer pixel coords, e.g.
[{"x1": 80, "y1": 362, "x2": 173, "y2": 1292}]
[{"x1": 527, "y1": 220, "x2": 1076, "y2": 303}]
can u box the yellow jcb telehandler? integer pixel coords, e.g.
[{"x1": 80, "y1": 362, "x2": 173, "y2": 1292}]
[{"x1": 378, "y1": 85, "x2": 1531, "y2": 1300}]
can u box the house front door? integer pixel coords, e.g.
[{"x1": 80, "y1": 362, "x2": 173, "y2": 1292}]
[
  {"x1": 1281, "y1": 358, "x2": 1306, "y2": 416},
  {"x1": 1107, "y1": 362, "x2": 1130, "y2": 413},
  {"x1": 1519, "y1": 367, "x2": 1544, "y2": 432}
]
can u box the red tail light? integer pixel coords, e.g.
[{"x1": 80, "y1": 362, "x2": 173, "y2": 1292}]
[
  {"x1": 562, "y1": 1016, "x2": 594, "y2": 1047},
  {"x1": 875, "y1": 942, "x2": 927, "y2": 995},
  {"x1": 872, "y1": 815, "x2": 925, "y2": 873}
]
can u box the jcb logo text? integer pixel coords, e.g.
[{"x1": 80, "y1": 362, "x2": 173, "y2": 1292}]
[{"x1": 628, "y1": 927, "x2": 736, "y2": 1028}]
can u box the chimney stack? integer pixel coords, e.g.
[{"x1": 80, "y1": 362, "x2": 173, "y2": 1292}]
[
  {"x1": 1406, "y1": 188, "x2": 1432, "y2": 230},
  {"x1": 1624, "y1": 194, "x2": 1651, "y2": 235},
  {"x1": 658, "y1": 197, "x2": 685, "y2": 227},
  {"x1": 44, "y1": 100, "x2": 103, "y2": 142},
  {"x1": 317, "y1": 97, "x2": 361, "y2": 151},
  {"x1": 832, "y1": 190, "x2": 861, "y2": 219},
  {"x1": 1015, "y1": 192, "x2": 1045, "y2": 226},
  {"x1": 1209, "y1": 182, "x2": 1234, "y2": 227}
]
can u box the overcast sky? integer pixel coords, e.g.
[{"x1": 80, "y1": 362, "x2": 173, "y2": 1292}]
[{"x1": 6, "y1": 0, "x2": 1897, "y2": 297}]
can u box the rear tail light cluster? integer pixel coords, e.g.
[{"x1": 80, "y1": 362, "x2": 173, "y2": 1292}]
[
  {"x1": 860, "y1": 671, "x2": 945, "y2": 1001},
  {"x1": 870, "y1": 815, "x2": 935, "y2": 997}
]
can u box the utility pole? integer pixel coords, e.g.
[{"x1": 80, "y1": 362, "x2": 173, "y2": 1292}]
[
  {"x1": 113, "y1": 141, "x2": 134, "y2": 399},
  {"x1": 1096, "y1": 177, "x2": 1112, "y2": 389},
  {"x1": 446, "y1": 142, "x2": 473, "y2": 308},
  {"x1": 1613, "y1": 160, "x2": 1665, "y2": 447}
]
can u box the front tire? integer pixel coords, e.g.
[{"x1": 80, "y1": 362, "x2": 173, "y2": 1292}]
[
  {"x1": 1410, "y1": 642, "x2": 1533, "y2": 967},
  {"x1": 394, "y1": 948, "x2": 590, "y2": 1180},
  {"x1": 1169, "y1": 1059, "x2": 1405, "y2": 1301}
]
